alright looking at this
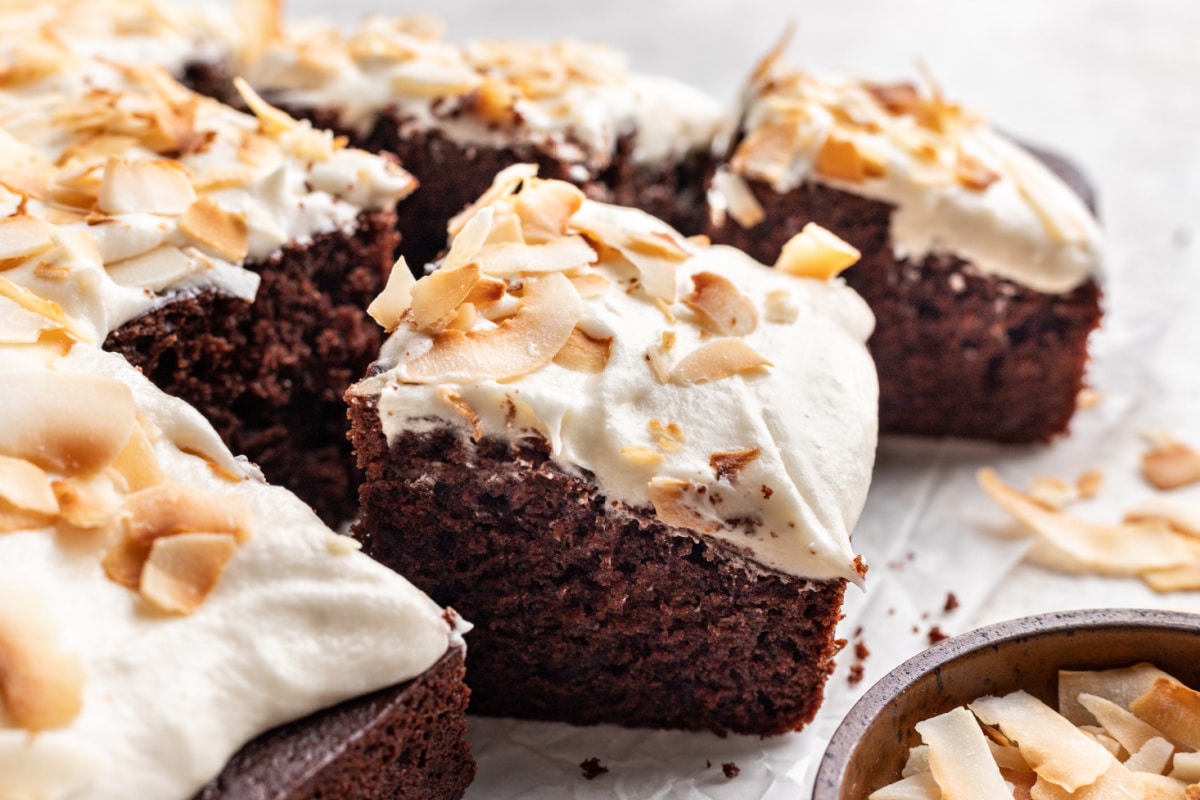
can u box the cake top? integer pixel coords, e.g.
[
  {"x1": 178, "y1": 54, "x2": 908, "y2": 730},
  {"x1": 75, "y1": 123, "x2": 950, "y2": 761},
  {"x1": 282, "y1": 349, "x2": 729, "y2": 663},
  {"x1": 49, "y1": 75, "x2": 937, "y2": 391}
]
[
  {"x1": 0, "y1": 300, "x2": 456, "y2": 800},
  {"x1": 0, "y1": 0, "x2": 235, "y2": 77},
  {"x1": 246, "y1": 14, "x2": 724, "y2": 169},
  {"x1": 354, "y1": 166, "x2": 878, "y2": 583},
  {"x1": 0, "y1": 51, "x2": 415, "y2": 342},
  {"x1": 714, "y1": 38, "x2": 1103, "y2": 294}
]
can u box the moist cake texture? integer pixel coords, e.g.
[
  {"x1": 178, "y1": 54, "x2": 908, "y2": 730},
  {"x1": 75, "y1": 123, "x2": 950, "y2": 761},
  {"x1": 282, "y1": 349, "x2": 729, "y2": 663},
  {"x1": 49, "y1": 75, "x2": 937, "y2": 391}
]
[
  {"x1": 0, "y1": 306, "x2": 468, "y2": 800},
  {"x1": 706, "y1": 42, "x2": 1105, "y2": 442},
  {"x1": 349, "y1": 167, "x2": 878, "y2": 734},
  {"x1": 0, "y1": 52, "x2": 416, "y2": 523},
  {"x1": 246, "y1": 17, "x2": 723, "y2": 268}
]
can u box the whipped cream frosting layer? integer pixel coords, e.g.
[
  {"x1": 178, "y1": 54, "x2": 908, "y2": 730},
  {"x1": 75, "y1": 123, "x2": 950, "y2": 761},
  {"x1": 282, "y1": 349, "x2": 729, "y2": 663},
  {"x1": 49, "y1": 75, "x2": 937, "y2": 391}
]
[
  {"x1": 247, "y1": 16, "x2": 724, "y2": 170},
  {"x1": 723, "y1": 51, "x2": 1103, "y2": 294},
  {"x1": 0, "y1": 52, "x2": 414, "y2": 342},
  {"x1": 0, "y1": 322, "x2": 453, "y2": 800},
  {"x1": 354, "y1": 173, "x2": 877, "y2": 582}
]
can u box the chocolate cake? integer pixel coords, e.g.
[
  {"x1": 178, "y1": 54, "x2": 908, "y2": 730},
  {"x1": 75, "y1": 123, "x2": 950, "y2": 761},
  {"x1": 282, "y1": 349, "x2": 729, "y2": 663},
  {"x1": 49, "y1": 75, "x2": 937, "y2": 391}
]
[
  {"x1": 705, "y1": 43, "x2": 1105, "y2": 442},
  {"x1": 0, "y1": 321, "x2": 473, "y2": 800},
  {"x1": 349, "y1": 168, "x2": 878, "y2": 735},
  {"x1": 0, "y1": 52, "x2": 415, "y2": 524},
  {"x1": 245, "y1": 18, "x2": 723, "y2": 270}
]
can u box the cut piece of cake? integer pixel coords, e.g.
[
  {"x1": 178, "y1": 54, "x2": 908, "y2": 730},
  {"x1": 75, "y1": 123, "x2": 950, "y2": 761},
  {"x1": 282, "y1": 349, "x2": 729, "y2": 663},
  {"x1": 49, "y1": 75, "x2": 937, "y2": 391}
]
[
  {"x1": 348, "y1": 167, "x2": 878, "y2": 735},
  {"x1": 245, "y1": 15, "x2": 724, "y2": 269},
  {"x1": 0, "y1": 303, "x2": 473, "y2": 800},
  {"x1": 705, "y1": 42, "x2": 1104, "y2": 443},
  {"x1": 0, "y1": 51, "x2": 416, "y2": 525}
]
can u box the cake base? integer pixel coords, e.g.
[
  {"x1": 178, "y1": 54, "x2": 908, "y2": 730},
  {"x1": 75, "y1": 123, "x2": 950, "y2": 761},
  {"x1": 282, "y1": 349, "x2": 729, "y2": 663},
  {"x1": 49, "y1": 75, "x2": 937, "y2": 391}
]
[
  {"x1": 194, "y1": 647, "x2": 474, "y2": 800},
  {"x1": 295, "y1": 106, "x2": 709, "y2": 271},
  {"x1": 106, "y1": 211, "x2": 398, "y2": 525},
  {"x1": 706, "y1": 179, "x2": 1102, "y2": 443},
  {"x1": 349, "y1": 397, "x2": 847, "y2": 736}
]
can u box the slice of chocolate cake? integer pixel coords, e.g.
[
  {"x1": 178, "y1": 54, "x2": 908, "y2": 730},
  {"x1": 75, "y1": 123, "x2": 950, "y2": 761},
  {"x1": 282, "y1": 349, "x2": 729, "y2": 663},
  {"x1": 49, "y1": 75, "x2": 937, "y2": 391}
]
[
  {"x1": 245, "y1": 16, "x2": 723, "y2": 270},
  {"x1": 705, "y1": 41, "x2": 1104, "y2": 443},
  {"x1": 0, "y1": 305, "x2": 473, "y2": 800},
  {"x1": 348, "y1": 167, "x2": 878, "y2": 735},
  {"x1": 0, "y1": 51, "x2": 415, "y2": 525}
]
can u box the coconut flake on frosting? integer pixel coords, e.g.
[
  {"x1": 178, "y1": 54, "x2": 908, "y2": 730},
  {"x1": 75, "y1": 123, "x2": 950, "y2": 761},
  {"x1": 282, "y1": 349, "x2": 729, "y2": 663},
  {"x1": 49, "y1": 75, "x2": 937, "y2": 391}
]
[
  {"x1": 0, "y1": 320, "x2": 454, "y2": 800},
  {"x1": 246, "y1": 14, "x2": 724, "y2": 170},
  {"x1": 0, "y1": 48, "x2": 415, "y2": 342},
  {"x1": 717, "y1": 37, "x2": 1104, "y2": 295},
  {"x1": 352, "y1": 167, "x2": 878, "y2": 583}
]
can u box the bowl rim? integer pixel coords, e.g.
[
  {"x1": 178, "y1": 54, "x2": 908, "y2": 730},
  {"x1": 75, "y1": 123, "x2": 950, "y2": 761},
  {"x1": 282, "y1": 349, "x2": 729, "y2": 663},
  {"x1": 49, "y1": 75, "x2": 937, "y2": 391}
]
[{"x1": 813, "y1": 607, "x2": 1200, "y2": 796}]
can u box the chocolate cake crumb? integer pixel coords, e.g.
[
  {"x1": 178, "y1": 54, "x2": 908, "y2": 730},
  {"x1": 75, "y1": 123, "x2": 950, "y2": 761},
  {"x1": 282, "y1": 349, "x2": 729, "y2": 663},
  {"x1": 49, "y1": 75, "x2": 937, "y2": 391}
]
[
  {"x1": 944, "y1": 592, "x2": 960, "y2": 613},
  {"x1": 580, "y1": 758, "x2": 609, "y2": 780},
  {"x1": 928, "y1": 626, "x2": 950, "y2": 645},
  {"x1": 847, "y1": 664, "x2": 865, "y2": 686},
  {"x1": 706, "y1": 760, "x2": 712, "y2": 769},
  {"x1": 853, "y1": 641, "x2": 870, "y2": 660},
  {"x1": 722, "y1": 762, "x2": 740, "y2": 779}
]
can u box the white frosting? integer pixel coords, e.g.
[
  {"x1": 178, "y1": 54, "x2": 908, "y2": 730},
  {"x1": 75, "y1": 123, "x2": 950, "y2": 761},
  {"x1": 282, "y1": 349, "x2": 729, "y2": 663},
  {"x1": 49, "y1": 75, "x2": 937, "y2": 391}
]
[
  {"x1": 728, "y1": 64, "x2": 1104, "y2": 294},
  {"x1": 356, "y1": 189, "x2": 877, "y2": 582},
  {"x1": 0, "y1": 53, "x2": 415, "y2": 342},
  {"x1": 248, "y1": 18, "x2": 724, "y2": 169},
  {"x1": 0, "y1": 337, "x2": 454, "y2": 800}
]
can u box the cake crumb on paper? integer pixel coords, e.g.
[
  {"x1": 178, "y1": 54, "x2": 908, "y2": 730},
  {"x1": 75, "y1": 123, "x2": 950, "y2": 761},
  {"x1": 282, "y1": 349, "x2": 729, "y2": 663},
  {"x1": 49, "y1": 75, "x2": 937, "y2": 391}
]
[
  {"x1": 579, "y1": 757, "x2": 608, "y2": 780},
  {"x1": 722, "y1": 761, "x2": 740, "y2": 779}
]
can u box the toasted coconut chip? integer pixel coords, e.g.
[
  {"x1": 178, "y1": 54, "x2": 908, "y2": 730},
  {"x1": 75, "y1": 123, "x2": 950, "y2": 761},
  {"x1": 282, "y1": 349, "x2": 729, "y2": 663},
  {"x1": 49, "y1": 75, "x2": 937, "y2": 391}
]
[
  {"x1": 446, "y1": 302, "x2": 478, "y2": 332},
  {"x1": 775, "y1": 222, "x2": 861, "y2": 279},
  {"x1": 626, "y1": 230, "x2": 691, "y2": 262},
  {"x1": 711, "y1": 448, "x2": 761, "y2": 482},
  {"x1": 867, "y1": 772, "x2": 941, "y2": 800},
  {"x1": 1078, "y1": 693, "x2": 1169, "y2": 755},
  {"x1": 1060, "y1": 664, "x2": 1177, "y2": 726},
  {"x1": 396, "y1": 272, "x2": 582, "y2": 383},
  {"x1": 0, "y1": 372, "x2": 135, "y2": 475},
  {"x1": 109, "y1": 422, "x2": 165, "y2": 493},
  {"x1": 683, "y1": 272, "x2": 758, "y2": 337},
  {"x1": 464, "y1": 275, "x2": 508, "y2": 306},
  {"x1": 1189, "y1": 784, "x2": 1200, "y2": 800},
  {"x1": 1029, "y1": 476, "x2": 1079, "y2": 509},
  {"x1": 234, "y1": 0, "x2": 282, "y2": 66},
  {"x1": 730, "y1": 119, "x2": 803, "y2": 187},
  {"x1": 0, "y1": 215, "x2": 55, "y2": 264},
  {"x1": 1142, "y1": 441, "x2": 1200, "y2": 491},
  {"x1": 646, "y1": 340, "x2": 672, "y2": 384},
  {"x1": 1077, "y1": 388, "x2": 1103, "y2": 410},
  {"x1": 1080, "y1": 727, "x2": 1123, "y2": 757},
  {"x1": 473, "y1": 236, "x2": 598, "y2": 277},
  {"x1": 969, "y1": 691, "x2": 1114, "y2": 792},
  {"x1": 389, "y1": 59, "x2": 483, "y2": 98},
  {"x1": 621, "y1": 446, "x2": 664, "y2": 466},
  {"x1": 1171, "y1": 753, "x2": 1200, "y2": 783},
  {"x1": 179, "y1": 196, "x2": 249, "y2": 262},
  {"x1": 103, "y1": 535, "x2": 151, "y2": 589},
  {"x1": 647, "y1": 477, "x2": 721, "y2": 535},
  {"x1": 990, "y1": 740, "x2": 1033, "y2": 773},
  {"x1": 569, "y1": 272, "x2": 611, "y2": 299},
  {"x1": 552, "y1": 327, "x2": 612, "y2": 373},
  {"x1": 97, "y1": 157, "x2": 196, "y2": 216},
  {"x1": 709, "y1": 167, "x2": 765, "y2": 229},
  {"x1": 52, "y1": 474, "x2": 123, "y2": 530},
  {"x1": 0, "y1": 275, "x2": 90, "y2": 343},
  {"x1": 977, "y1": 469, "x2": 1193, "y2": 575},
  {"x1": 0, "y1": 454, "x2": 58, "y2": 518},
  {"x1": 914, "y1": 706, "x2": 1012, "y2": 800},
  {"x1": 902, "y1": 744, "x2": 931, "y2": 777},
  {"x1": 442, "y1": 204, "x2": 494, "y2": 272},
  {"x1": 124, "y1": 483, "x2": 253, "y2": 545},
  {"x1": 140, "y1": 532, "x2": 239, "y2": 615},
  {"x1": 1125, "y1": 737, "x2": 1175, "y2": 776},
  {"x1": 515, "y1": 180, "x2": 585, "y2": 243},
  {"x1": 485, "y1": 206, "x2": 526, "y2": 246},
  {"x1": 816, "y1": 132, "x2": 882, "y2": 183},
  {"x1": 448, "y1": 164, "x2": 538, "y2": 237},
  {"x1": 1029, "y1": 762, "x2": 1142, "y2": 800},
  {"x1": 1130, "y1": 677, "x2": 1200, "y2": 751},
  {"x1": 367, "y1": 256, "x2": 416, "y2": 332},
  {"x1": 569, "y1": 215, "x2": 681, "y2": 302},
  {"x1": 0, "y1": 594, "x2": 84, "y2": 731},
  {"x1": 410, "y1": 262, "x2": 481, "y2": 332},
  {"x1": 106, "y1": 246, "x2": 195, "y2": 292},
  {"x1": 649, "y1": 420, "x2": 685, "y2": 453},
  {"x1": 233, "y1": 77, "x2": 296, "y2": 137},
  {"x1": 1125, "y1": 497, "x2": 1200, "y2": 538},
  {"x1": 1138, "y1": 774, "x2": 1190, "y2": 800},
  {"x1": 670, "y1": 339, "x2": 772, "y2": 385},
  {"x1": 764, "y1": 288, "x2": 800, "y2": 324},
  {"x1": 955, "y1": 149, "x2": 1000, "y2": 190},
  {"x1": 1078, "y1": 470, "x2": 1104, "y2": 499}
]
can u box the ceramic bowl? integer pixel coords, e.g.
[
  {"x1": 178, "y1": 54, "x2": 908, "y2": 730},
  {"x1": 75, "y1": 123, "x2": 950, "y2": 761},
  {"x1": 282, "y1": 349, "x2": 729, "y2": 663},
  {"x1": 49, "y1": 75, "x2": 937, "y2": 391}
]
[{"x1": 812, "y1": 608, "x2": 1200, "y2": 799}]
